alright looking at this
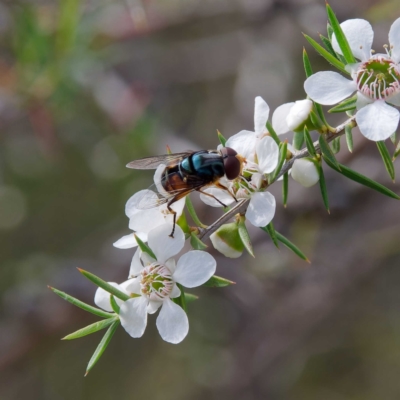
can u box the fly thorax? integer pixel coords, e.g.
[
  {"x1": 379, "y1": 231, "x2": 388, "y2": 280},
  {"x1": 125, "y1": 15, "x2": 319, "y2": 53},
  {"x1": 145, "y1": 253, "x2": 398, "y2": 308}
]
[
  {"x1": 355, "y1": 55, "x2": 400, "y2": 100},
  {"x1": 140, "y1": 263, "x2": 174, "y2": 301}
]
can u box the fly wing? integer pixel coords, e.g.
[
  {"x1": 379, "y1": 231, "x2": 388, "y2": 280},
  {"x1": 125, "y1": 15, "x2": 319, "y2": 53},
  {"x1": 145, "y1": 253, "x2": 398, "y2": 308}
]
[
  {"x1": 126, "y1": 152, "x2": 193, "y2": 170},
  {"x1": 133, "y1": 176, "x2": 210, "y2": 210}
]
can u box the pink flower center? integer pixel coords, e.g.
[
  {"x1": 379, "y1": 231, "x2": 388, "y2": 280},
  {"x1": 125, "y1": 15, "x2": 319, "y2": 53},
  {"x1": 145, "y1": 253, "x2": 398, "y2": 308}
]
[
  {"x1": 140, "y1": 263, "x2": 173, "y2": 301},
  {"x1": 355, "y1": 55, "x2": 400, "y2": 101}
]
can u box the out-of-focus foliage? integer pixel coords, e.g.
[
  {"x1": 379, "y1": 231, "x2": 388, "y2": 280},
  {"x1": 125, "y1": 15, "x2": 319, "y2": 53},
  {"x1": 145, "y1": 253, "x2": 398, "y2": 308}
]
[{"x1": 1, "y1": 1, "x2": 400, "y2": 399}]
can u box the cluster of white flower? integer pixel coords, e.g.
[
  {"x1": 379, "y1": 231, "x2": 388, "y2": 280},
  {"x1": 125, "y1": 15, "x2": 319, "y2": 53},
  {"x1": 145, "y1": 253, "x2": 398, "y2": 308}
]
[{"x1": 51, "y1": 9, "x2": 400, "y2": 373}]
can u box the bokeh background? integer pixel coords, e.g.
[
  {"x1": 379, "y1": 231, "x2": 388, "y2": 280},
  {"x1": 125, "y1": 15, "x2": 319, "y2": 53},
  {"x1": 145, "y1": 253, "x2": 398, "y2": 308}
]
[{"x1": 1, "y1": 0, "x2": 400, "y2": 399}]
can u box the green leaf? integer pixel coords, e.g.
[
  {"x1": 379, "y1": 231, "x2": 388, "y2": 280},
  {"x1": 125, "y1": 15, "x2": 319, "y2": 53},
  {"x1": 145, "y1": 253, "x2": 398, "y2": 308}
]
[
  {"x1": 49, "y1": 286, "x2": 114, "y2": 319},
  {"x1": 314, "y1": 103, "x2": 329, "y2": 128},
  {"x1": 238, "y1": 216, "x2": 254, "y2": 257},
  {"x1": 63, "y1": 318, "x2": 118, "y2": 340},
  {"x1": 323, "y1": 155, "x2": 400, "y2": 200},
  {"x1": 272, "y1": 142, "x2": 287, "y2": 180},
  {"x1": 345, "y1": 124, "x2": 354, "y2": 153},
  {"x1": 217, "y1": 129, "x2": 227, "y2": 147},
  {"x1": 78, "y1": 269, "x2": 130, "y2": 302},
  {"x1": 134, "y1": 234, "x2": 157, "y2": 260},
  {"x1": 185, "y1": 196, "x2": 207, "y2": 228},
  {"x1": 327, "y1": 22, "x2": 334, "y2": 41},
  {"x1": 377, "y1": 141, "x2": 395, "y2": 181},
  {"x1": 203, "y1": 275, "x2": 235, "y2": 288},
  {"x1": 283, "y1": 172, "x2": 289, "y2": 208},
  {"x1": 185, "y1": 293, "x2": 199, "y2": 302},
  {"x1": 293, "y1": 131, "x2": 305, "y2": 150},
  {"x1": 110, "y1": 296, "x2": 120, "y2": 314},
  {"x1": 319, "y1": 34, "x2": 339, "y2": 59},
  {"x1": 393, "y1": 140, "x2": 400, "y2": 161},
  {"x1": 261, "y1": 229, "x2": 310, "y2": 262},
  {"x1": 303, "y1": 47, "x2": 313, "y2": 78},
  {"x1": 190, "y1": 232, "x2": 208, "y2": 250},
  {"x1": 174, "y1": 284, "x2": 187, "y2": 312},
  {"x1": 266, "y1": 121, "x2": 281, "y2": 145},
  {"x1": 85, "y1": 320, "x2": 120, "y2": 376},
  {"x1": 263, "y1": 222, "x2": 279, "y2": 249},
  {"x1": 303, "y1": 34, "x2": 348, "y2": 74},
  {"x1": 317, "y1": 164, "x2": 330, "y2": 213},
  {"x1": 304, "y1": 126, "x2": 316, "y2": 157},
  {"x1": 326, "y1": 3, "x2": 356, "y2": 64},
  {"x1": 177, "y1": 211, "x2": 190, "y2": 234},
  {"x1": 319, "y1": 134, "x2": 341, "y2": 171},
  {"x1": 390, "y1": 131, "x2": 397, "y2": 145},
  {"x1": 331, "y1": 136, "x2": 341, "y2": 154},
  {"x1": 328, "y1": 95, "x2": 357, "y2": 113}
]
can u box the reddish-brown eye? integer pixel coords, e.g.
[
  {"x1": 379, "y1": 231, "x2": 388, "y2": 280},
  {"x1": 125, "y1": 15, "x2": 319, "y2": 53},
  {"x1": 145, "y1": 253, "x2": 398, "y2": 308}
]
[{"x1": 220, "y1": 147, "x2": 240, "y2": 180}]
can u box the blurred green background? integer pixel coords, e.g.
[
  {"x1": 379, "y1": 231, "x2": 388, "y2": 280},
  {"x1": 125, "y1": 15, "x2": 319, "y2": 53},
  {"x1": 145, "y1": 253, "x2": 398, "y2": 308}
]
[{"x1": 1, "y1": 0, "x2": 400, "y2": 399}]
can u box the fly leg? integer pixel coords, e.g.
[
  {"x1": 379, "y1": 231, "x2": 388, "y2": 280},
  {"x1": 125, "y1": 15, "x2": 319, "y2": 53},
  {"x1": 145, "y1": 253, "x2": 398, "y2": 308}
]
[
  {"x1": 166, "y1": 201, "x2": 177, "y2": 238},
  {"x1": 196, "y1": 189, "x2": 228, "y2": 208},
  {"x1": 214, "y1": 182, "x2": 238, "y2": 203}
]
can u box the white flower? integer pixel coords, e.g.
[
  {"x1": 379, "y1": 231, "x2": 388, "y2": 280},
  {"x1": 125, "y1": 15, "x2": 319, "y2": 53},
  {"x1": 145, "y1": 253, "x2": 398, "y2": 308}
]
[
  {"x1": 200, "y1": 136, "x2": 278, "y2": 228},
  {"x1": 304, "y1": 18, "x2": 400, "y2": 141},
  {"x1": 272, "y1": 99, "x2": 314, "y2": 134},
  {"x1": 291, "y1": 158, "x2": 320, "y2": 187},
  {"x1": 226, "y1": 96, "x2": 287, "y2": 162},
  {"x1": 116, "y1": 224, "x2": 216, "y2": 344},
  {"x1": 114, "y1": 171, "x2": 185, "y2": 249}
]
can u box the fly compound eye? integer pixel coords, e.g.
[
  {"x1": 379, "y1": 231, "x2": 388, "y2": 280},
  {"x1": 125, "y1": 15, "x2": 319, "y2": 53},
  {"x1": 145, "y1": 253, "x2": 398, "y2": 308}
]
[{"x1": 221, "y1": 147, "x2": 240, "y2": 180}]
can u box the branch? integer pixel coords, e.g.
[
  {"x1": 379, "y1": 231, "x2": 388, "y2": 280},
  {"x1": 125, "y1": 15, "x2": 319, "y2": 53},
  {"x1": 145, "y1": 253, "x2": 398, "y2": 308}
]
[{"x1": 198, "y1": 115, "x2": 357, "y2": 240}]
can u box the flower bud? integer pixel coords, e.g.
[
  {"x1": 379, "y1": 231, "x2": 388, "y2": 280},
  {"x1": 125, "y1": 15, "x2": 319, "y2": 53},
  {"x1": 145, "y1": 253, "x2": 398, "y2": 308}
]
[
  {"x1": 286, "y1": 99, "x2": 313, "y2": 131},
  {"x1": 291, "y1": 158, "x2": 320, "y2": 187},
  {"x1": 210, "y1": 223, "x2": 244, "y2": 258}
]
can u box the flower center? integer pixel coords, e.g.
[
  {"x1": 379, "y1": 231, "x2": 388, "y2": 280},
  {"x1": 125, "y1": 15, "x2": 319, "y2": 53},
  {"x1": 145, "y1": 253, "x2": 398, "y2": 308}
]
[
  {"x1": 140, "y1": 263, "x2": 174, "y2": 301},
  {"x1": 355, "y1": 56, "x2": 400, "y2": 100}
]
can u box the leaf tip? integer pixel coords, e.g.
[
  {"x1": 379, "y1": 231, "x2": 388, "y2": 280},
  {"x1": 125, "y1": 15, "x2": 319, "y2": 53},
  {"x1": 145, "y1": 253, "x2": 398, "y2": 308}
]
[
  {"x1": 84, "y1": 371, "x2": 89, "y2": 377},
  {"x1": 306, "y1": 258, "x2": 311, "y2": 264}
]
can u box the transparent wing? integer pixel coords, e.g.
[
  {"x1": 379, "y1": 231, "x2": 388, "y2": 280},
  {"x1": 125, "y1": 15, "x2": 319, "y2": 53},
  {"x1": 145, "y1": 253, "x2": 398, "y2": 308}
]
[
  {"x1": 133, "y1": 176, "x2": 209, "y2": 210},
  {"x1": 126, "y1": 152, "x2": 193, "y2": 170}
]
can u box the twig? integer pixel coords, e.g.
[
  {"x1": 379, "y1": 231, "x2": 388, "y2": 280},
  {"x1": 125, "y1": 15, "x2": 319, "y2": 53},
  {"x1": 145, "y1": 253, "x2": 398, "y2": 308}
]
[{"x1": 198, "y1": 115, "x2": 357, "y2": 240}]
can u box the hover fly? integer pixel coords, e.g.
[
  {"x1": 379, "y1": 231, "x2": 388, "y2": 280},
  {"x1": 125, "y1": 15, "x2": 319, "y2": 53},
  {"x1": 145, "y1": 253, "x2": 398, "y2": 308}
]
[{"x1": 127, "y1": 147, "x2": 243, "y2": 236}]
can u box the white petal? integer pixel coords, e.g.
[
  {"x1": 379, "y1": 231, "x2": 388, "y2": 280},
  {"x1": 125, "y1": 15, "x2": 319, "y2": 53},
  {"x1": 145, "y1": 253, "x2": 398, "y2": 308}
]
[
  {"x1": 199, "y1": 187, "x2": 235, "y2": 208},
  {"x1": 225, "y1": 130, "x2": 258, "y2": 161},
  {"x1": 332, "y1": 19, "x2": 373, "y2": 61},
  {"x1": 250, "y1": 172, "x2": 263, "y2": 190},
  {"x1": 154, "y1": 164, "x2": 168, "y2": 196},
  {"x1": 165, "y1": 258, "x2": 176, "y2": 274},
  {"x1": 122, "y1": 277, "x2": 141, "y2": 295},
  {"x1": 147, "y1": 223, "x2": 185, "y2": 263},
  {"x1": 246, "y1": 191, "x2": 276, "y2": 227},
  {"x1": 291, "y1": 158, "x2": 320, "y2": 187},
  {"x1": 387, "y1": 92, "x2": 400, "y2": 107},
  {"x1": 286, "y1": 99, "x2": 313, "y2": 131},
  {"x1": 119, "y1": 296, "x2": 148, "y2": 338},
  {"x1": 148, "y1": 300, "x2": 163, "y2": 314},
  {"x1": 128, "y1": 200, "x2": 165, "y2": 232},
  {"x1": 256, "y1": 136, "x2": 279, "y2": 174},
  {"x1": 356, "y1": 91, "x2": 373, "y2": 109},
  {"x1": 128, "y1": 197, "x2": 185, "y2": 233},
  {"x1": 94, "y1": 284, "x2": 120, "y2": 312},
  {"x1": 304, "y1": 71, "x2": 356, "y2": 105},
  {"x1": 170, "y1": 283, "x2": 181, "y2": 298},
  {"x1": 254, "y1": 96, "x2": 270, "y2": 135},
  {"x1": 125, "y1": 190, "x2": 149, "y2": 218},
  {"x1": 389, "y1": 17, "x2": 400, "y2": 63},
  {"x1": 272, "y1": 102, "x2": 294, "y2": 134},
  {"x1": 356, "y1": 101, "x2": 400, "y2": 141},
  {"x1": 173, "y1": 250, "x2": 216, "y2": 288},
  {"x1": 113, "y1": 231, "x2": 147, "y2": 249},
  {"x1": 129, "y1": 248, "x2": 143, "y2": 277},
  {"x1": 156, "y1": 298, "x2": 189, "y2": 344}
]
